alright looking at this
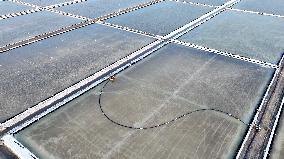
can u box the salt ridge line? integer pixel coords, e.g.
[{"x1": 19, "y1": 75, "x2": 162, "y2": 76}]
[
  {"x1": 235, "y1": 62, "x2": 283, "y2": 158},
  {"x1": 263, "y1": 97, "x2": 284, "y2": 158},
  {"x1": 0, "y1": 0, "x2": 163, "y2": 53},
  {"x1": 44, "y1": 0, "x2": 87, "y2": 9},
  {"x1": 0, "y1": 20, "x2": 96, "y2": 53},
  {"x1": 98, "y1": 80, "x2": 248, "y2": 130},
  {"x1": 262, "y1": 54, "x2": 284, "y2": 158},
  {"x1": 237, "y1": 54, "x2": 284, "y2": 157},
  {"x1": 0, "y1": 7, "x2": 43, "y2": 20},
  {"x1": 98, "y1": 0, "x2": 163, "y2": 21},
  {"x1": 10, "y1": 0, "x2": 39, "y2": 8},
  {"x1": 0, "y1": 135, "x2": 38, "y2": 159},
  {"x1": 97, "y1": 21, "x2": 162, "y2": 40},
  {"x1": 164, "y1": 0, "x2": 241, "y2": 39},
  {"x1": 46, "y1": 8, "x2": 90, "y2": 20},
  {"x1": 227, "y1": 7, "x2": 284, "y2": 19},
  {"x1": 169, "y1": 0, "x2": 284, "y2": 19},
  {"x1": 0, "y1": 40, "x2": 165, "y2": 133},
  {"x1": 170, "y1": 39, "x2": 278, "y2": 69},
  {"x1": 168, "y1": 0, "x2": 217, "y2": 8},
  {"x1": 236, "y1": 54, "x2": 284, "y2": 158}
]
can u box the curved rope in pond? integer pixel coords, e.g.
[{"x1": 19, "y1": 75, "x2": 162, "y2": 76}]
[{"x1": 99, "y1": 80, "x2": 248, "y2": 130}]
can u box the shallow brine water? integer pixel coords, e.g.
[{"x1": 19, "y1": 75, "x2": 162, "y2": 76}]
[
  {"x1": 178, "y1": 9, "x2": 284, "y2": 64},
  {"x1": 15, "y1": 43, "x2": 273, "y2": 159},
  {"x1": 0, "y1": 24, "x2": 154, "y2": 122},
  {"x1": 0, "y1": 11, "x2": 81, "y2": 47},
  {"x1": 107, "y1": 1, "x2": 214, "y2": 36},
  {"x1": 233, "y1": 0, "x2": 284, "y2": 16}
]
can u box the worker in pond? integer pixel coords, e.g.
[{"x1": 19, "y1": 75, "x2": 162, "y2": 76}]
[{"x1": 109, "y1": 76, "x2": 116, "y2": 82}]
